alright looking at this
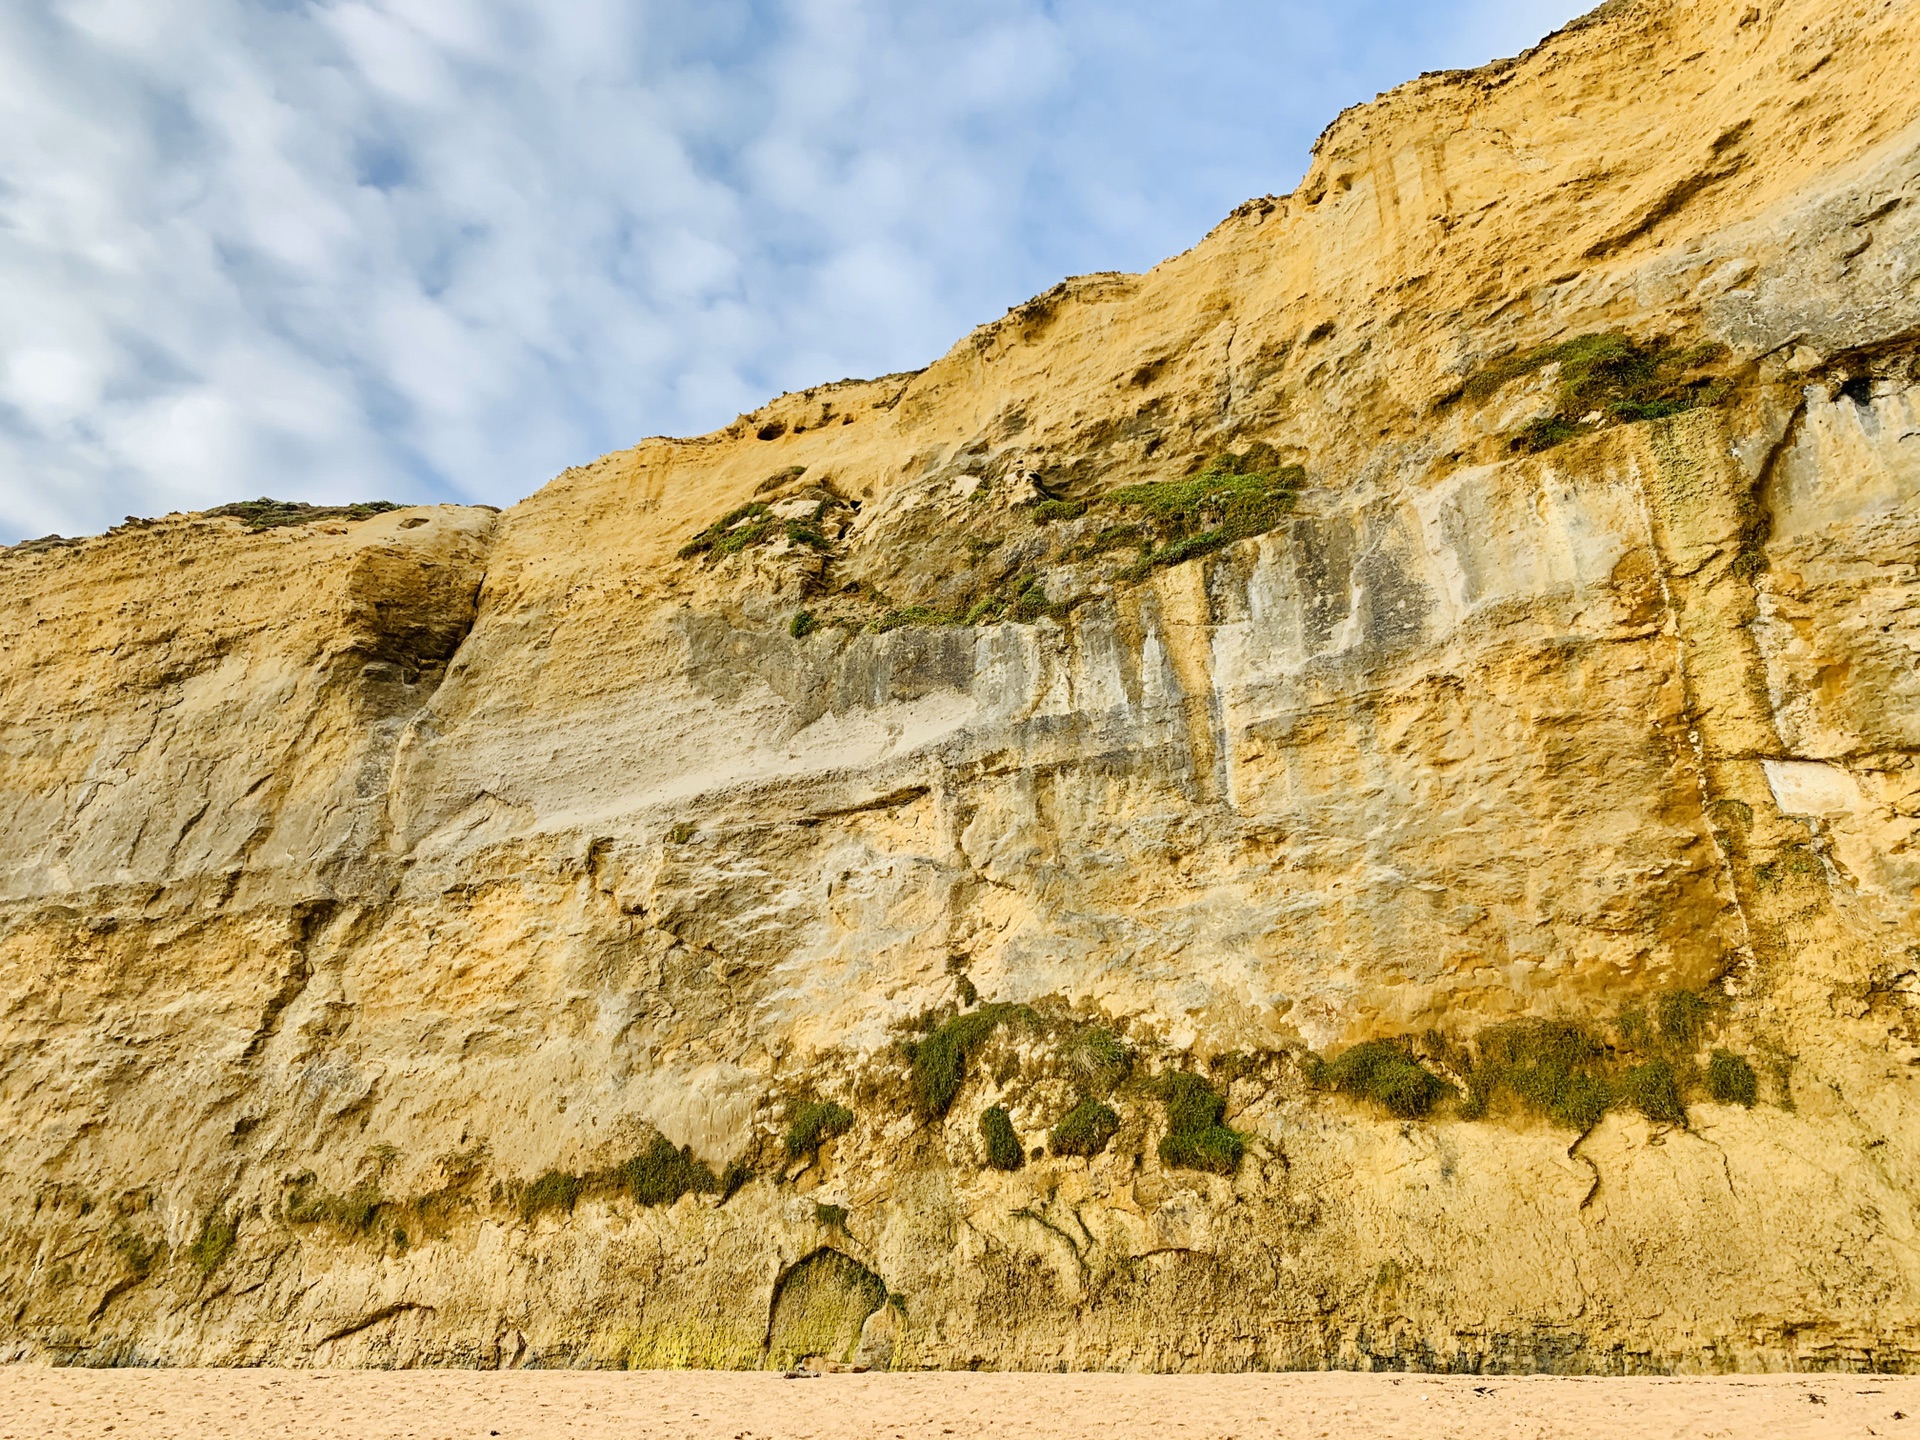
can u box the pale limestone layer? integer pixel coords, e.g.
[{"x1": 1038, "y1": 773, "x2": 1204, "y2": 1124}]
[{"x1": 1, "y1": 0, "x2": 1918, "y2": 1374}]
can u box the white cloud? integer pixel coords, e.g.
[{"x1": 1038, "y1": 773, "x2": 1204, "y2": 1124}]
[{"x1": 0, "y1": 0, "x2": 1584, "y2": 543}]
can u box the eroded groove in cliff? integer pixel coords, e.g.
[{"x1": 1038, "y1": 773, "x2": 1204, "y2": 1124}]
[
  {"x1": 314, "y1": 1302, "x2": 436, "y2": 1350},
  {"x1": 238, "y1": 899, "x2": 332, "y2": 1065}
]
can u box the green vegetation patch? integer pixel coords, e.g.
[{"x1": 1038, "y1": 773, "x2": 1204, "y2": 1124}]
[
  {"x1": 520, "y1": 1169, "x2": 584, "y2": 1221},
  {"x1": 1107, "y1": 448, "x2": 1304, "y2": 576},
  {"x1": 869, "y1": 603, "x2": 965, "y2": 633},
  {"x1": 1318, "y1": 1040, "x2": 1453, "y2": 1120},
  {"x1": 813, "y1": 1202, "x2": 848, "y2": 1230},
  {"x1": 1457, "y1": 332, "x2": 1730, "y2": 453},
  {"x1": 1463, "y1": 1020, "x2": 1612, "y2": 1130},
  {"x1": 681, "y1": 492, "x2": 846, "y2": 562},
  {"x1": 784, "y1": 1100, "x2": 855, "y2": 1157},
  {"x1": 980, "y1": 1105, "x2": 1024, "y2": 1171},
  {"x1": 785, "y1": 518, "x2": 833, "y2": 551},
  {"x1": 1754, "y1": 841, "x2": 1823, "y2": 892},
  {"x1": 1031, "y1": 498, "x2": 1088, "y2": 524},
  {"x1": 1657, "y1": 989, "x2": 1712, "y2": 1049},
  {"x1": 617, "y1": 1137, "x2": 727, "y2": 1205},
  {"x1": 1621, "y1": 1058, "x2": 1688, "y2": 1126},
  {"x1": 512, "y1": 1137, "x2": 735, "y2": 1223},
  {"x1": 1156, "y1": 1072, "x2": 1245, "y2": 1174},
  {"x1": 187, "y1": 1212, "x2": 238, "y2": 1275},
  {"x1": 209, "y1": 498, "x2": 402, "y2": 531},
  {"x1": 961, "y1": 574, "x2": 1059, "y2": 626},
  {"x1": 789, "y1": 609, "x2": 820, "y2": 639},
  {"x1": 763, "y1": 446, "x2": 1307, "y2": 641},
  {"x1": 756, "y1": 464, "x2": 809, "y2": 494},
  {"x1": 1706, "y1": 1049, "x2": 1758, "y2": 1107},
  {"x1": 679, "y1": 501, "x2": 773, "y2": 559},
  {"x1": 1455, "y1": 996, "x2": 1758, "y2": 1132},
  {"x1": 906, "y1": 1004, "x2": 1030, "y2": 1121},
  {"x1": 1049, "y1": 1098, "x2": 1120, "y2": 1158},
  {"x1": 1075, "y1": 523, "x2": 1148, "y2": 560},
  {"x1": 286, "y1": 1180, "x2": 384, "y2": 1234},
  {"x1": 111, "y1": 1227, "x2": 163, "y2": 1279},
  {"x1": 1061, "y1": 1028, "x2": 1132, "y2": 1093}
]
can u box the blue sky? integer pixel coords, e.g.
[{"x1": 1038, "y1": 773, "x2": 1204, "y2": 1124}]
[{"x1": 0, "y1": 0, "x2": 1581, "y2": 544}]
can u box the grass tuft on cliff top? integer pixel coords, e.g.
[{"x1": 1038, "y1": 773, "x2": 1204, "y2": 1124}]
[{"x1": 209, "y1": 497, "x2": 402, "y2": 531}]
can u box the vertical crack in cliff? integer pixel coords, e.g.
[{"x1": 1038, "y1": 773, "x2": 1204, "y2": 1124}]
[
  {"x1": 238, "y1": 899, "x2": 332, "y2": 1065},
  {"x1": 1739, "y1": 390, "x2": 1809, "y2": 600},
  {"x1": 1148, "y1": 564, "x2": 1232, "y2": 806},
  {"x1": 1627, "y1": 425, "x2": 1768, "y2": 981},
  {"x1": 1570, "y1": 1128, "x2": 1603, "y2": 1212}
]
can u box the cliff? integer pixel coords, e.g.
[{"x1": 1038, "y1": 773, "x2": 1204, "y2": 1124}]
[{"x1": 1, "y1": 0, "x2": 1918, "y2": 1373}]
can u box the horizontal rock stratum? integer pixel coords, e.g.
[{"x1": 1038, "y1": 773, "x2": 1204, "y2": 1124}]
[{"x1": 2, "y1": 0, "x2": 1918, "y2": 1374}]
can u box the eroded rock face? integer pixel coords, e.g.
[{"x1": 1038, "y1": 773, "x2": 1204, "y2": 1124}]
[{"x1": 1, "y1": 0, "x2": 1918, "y2": 1374}]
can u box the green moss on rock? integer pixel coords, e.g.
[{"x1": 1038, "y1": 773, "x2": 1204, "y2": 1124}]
[{"x1": 1050, "y1": 1098, "x2": 1120, "y2": 1158}]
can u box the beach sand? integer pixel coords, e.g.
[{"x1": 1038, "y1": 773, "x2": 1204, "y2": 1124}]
[{"x1": 0, "y1": 1367, "x2": 1915, "y2": 1439}]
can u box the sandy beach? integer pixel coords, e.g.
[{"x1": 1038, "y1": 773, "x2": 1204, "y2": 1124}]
[{"x1": 0, "y1": 1368, "x2": 1914, "y2": 1439}]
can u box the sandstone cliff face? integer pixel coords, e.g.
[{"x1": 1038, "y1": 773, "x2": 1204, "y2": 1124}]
[{"x1": 2, "y1": 0, "x2": 1918, "y2": 1374}]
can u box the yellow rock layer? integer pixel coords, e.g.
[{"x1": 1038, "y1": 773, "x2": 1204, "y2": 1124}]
[{"x1": 0, "y1": 0, "x2": 1916, "y2": 1372}]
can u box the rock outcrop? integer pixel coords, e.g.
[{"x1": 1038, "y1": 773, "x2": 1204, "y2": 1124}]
[{"x1": 2, "y1": 0, "x2": 1918, "y2": 1373}]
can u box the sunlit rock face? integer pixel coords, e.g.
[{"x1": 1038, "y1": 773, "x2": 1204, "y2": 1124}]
[{"x1": 2, "y1": 0, "x2": 1918, "y2": 1374}]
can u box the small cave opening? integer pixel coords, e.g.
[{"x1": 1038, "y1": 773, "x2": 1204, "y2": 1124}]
[
  {"x1": 1837, "y1": 374, "x2": 1874, "y2": 406},
  {"x1": 764, "y1": 1247, "x2": 887, "y2": 1369}
]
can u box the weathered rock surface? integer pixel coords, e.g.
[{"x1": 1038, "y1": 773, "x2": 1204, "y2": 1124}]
[{"x1": 1, "y1": 0, "x2": 1918, "y2": 1373}]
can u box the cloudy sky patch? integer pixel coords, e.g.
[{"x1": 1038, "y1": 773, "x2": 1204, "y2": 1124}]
[{"x1": 0, "y1": 0, "x2": 1579, "y2": 543}]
